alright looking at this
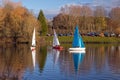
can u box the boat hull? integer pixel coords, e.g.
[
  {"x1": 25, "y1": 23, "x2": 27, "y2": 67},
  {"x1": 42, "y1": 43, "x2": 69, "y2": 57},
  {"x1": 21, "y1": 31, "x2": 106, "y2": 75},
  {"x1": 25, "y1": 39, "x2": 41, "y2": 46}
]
[
  {"x1": 31, "y1": 46, "x2": 35, "y2": 51},
  {"x1": 69, "y1": 48, "x2": 85, "y2": 52},
  {"x1": 53, "y1": 46, "x2": 63, "y2": 50}
]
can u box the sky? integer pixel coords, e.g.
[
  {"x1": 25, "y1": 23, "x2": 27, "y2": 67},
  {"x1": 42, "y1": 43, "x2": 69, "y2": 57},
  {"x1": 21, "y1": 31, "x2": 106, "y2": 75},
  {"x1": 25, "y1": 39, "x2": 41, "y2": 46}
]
[
  {"x1": 10, "y1": 0, "x2": 120, "y2": 18},
  {"x1": 11, "y1": 0, "x2": 93, "y2": 14}
]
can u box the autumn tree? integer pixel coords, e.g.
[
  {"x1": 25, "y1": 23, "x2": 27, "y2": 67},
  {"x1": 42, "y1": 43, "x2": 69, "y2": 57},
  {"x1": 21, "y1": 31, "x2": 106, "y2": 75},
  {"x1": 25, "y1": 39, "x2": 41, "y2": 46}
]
[
  {"x1": 94, "y1": 6, "x2": 107, "y2": 32},
  {"x1": 38, "y1": 10, "x2": 48, "y2": 36},
  {"x1": 109, "y1": 7, "x2": 120, "y2": 33},
  {"x1": 0, "y1": 0, "x2": 40, "y2": 43},
  {"x1": 53, "y1": 14, "x2": 71, "y2": 33},
  {"x1": 80, "y1": 5, "x2": 93, "y2": 33},
  {"x1": 0, "y1": 8, "x2": 5, "y2": 37},
  {"x1": 59, "y1": 5, "x2": 79, "y2": 33},
  {"x1": 52, "y1": 4, "x2": 120, "y2": 34},
  {"x1": 59, "y1": 5, "x2": 94, "y2": 33}
]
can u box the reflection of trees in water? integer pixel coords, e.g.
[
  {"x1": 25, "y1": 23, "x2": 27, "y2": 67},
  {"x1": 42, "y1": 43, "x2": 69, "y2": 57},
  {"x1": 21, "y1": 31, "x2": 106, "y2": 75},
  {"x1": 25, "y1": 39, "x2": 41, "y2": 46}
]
[
  {"x1": 57, "y1": 49, "x2": 85, "y2": 75},
  {"x1": 0, "y1": 44, "x2": 31, "y2": 80},
  {"x1": 107, "y1": 46, "x2": 120, "y2": 73},
  {"x1": 57, "y1": 49, "x2": 75, "y2": 75},
  {"x1": 37, "y1": 46, "x2": 47, "y2": 73},
  {"x1": 57, "y1": 45, "x2": 120, "y2": 76},
  {"x1": 81, "y1": 45, "x2": 120, "y2": 74}
]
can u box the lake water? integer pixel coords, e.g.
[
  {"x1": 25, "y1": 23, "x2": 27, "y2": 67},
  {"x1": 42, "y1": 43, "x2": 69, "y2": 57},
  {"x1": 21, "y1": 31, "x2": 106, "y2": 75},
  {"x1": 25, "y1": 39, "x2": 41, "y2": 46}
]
[{"x1": 0, "y1": 43, "x2": 120, "y2": 80}]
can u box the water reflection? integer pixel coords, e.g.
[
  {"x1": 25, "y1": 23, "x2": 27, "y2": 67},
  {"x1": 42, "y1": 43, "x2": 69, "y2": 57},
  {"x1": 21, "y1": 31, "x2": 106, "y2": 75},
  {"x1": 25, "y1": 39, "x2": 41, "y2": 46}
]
[
  {"x1": 31, "y1": 49, "x2": 36, "y2": 69},
  {"x1": 72, "y1": 52, "x2": 85, "y2": 73},
  {"x1": 0, "y1": 44, "x2": 31, "y2": 80},
  {"x1": 23, "y1": 45, "x2": 47, "y2": 80},
  {"x1": 81, "y1": 44, "x2": 120, "y2": 78},
  {"x1": 0, "y1": 44, "x2": 119, "y2": 80},
  {"x1": 48, "y1": 44, "x2": 120, "y2": 80},
  {"x1": 52, "y1": 49, "x2": 60, "y2": 65},
  {"x1": 37, "y1": 46, "x2": 47, "y2": 73}
]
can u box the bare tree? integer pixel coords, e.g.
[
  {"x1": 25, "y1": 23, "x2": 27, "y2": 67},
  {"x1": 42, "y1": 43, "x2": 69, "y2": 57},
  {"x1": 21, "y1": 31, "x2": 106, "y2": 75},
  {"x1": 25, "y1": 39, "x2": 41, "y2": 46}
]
[
  {"x1": 94, "y1": 6, "x2": 106, "y2": 17},
  {"x1": 94, "y1": 6, "x2": 107, "y2": 32},
  {"x1": 109, "y1": 7, "x2": 120, "y2": 32}
]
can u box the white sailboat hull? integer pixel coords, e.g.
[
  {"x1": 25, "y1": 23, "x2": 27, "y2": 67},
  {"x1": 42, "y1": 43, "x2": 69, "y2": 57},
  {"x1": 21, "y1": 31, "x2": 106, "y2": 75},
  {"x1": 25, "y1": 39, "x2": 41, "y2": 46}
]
[{"x1": 68, "y1": 48, "x2": 85, "y2": 53}]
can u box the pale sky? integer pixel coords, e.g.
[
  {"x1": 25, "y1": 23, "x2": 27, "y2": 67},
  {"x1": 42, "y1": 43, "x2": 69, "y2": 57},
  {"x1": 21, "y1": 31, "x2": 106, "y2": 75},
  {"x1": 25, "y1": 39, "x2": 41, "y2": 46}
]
[
  {"x1": 12, "y1": 0, "x2": 93, "y2": 14},
  {"x1": 10, "y1": 0, "x2": 120, "y2": 17}
]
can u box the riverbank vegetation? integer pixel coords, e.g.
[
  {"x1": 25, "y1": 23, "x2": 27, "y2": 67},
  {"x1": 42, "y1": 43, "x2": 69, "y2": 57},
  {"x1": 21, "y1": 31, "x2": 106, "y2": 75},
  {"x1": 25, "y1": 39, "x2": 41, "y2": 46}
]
[
  {"x1": 0, "y1": 1, "x2": 40, "y2": 43},
  {"x1": 48, "y1": 5, "x2": 120, "y2": 36},
  {"x1": 45, "y1": 36, "x2": 120, "y2": 45},
  {"x1": 0, "y1": 0, "x2": 120, "y2": 44}
]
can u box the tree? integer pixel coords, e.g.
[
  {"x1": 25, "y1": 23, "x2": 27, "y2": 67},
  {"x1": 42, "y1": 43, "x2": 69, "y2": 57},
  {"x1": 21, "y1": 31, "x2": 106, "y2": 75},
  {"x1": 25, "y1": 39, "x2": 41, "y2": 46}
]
[
  {"x1": 80, "y1": 5, "x2": 93, "y2": 33},
  {"x1": 94, "y1": 6, "x2": 107, "y2": 32},
  {"x1": 94, "y1": 6, "x2": 106, "y2": 17},
  {"x1": 109, "y1": 7, "x2": 120, "y2": 32},
  {"x1": 0, "y1": 0, "x2": 39, "y2": 43},
  {"x1": 38, "y1": 10, "x2": 48, "y2": 36}
]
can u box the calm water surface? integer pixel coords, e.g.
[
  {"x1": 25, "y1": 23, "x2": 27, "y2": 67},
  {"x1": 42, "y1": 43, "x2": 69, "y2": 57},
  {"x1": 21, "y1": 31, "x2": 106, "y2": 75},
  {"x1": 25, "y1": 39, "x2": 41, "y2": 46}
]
[{"x1": 0, "y1": 43, "x2": 120, "y2": 80}]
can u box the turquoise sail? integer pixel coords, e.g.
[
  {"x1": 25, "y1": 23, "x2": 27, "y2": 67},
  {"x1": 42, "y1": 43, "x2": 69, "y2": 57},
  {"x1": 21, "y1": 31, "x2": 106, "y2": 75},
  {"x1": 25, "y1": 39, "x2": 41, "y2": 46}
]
[
  {"x1": 72, "y1": 26, "x2": 85, "y2": 48},
  {"x1": 73, "y1": 53, "x2": 85, "y2": 73}
]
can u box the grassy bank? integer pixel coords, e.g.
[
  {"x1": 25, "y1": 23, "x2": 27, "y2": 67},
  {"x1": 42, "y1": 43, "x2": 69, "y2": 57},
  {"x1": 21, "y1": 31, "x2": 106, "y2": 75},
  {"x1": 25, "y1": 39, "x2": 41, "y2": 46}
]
[{"x1": 45, "y1": 36, "x2": 120, "y2": 44}]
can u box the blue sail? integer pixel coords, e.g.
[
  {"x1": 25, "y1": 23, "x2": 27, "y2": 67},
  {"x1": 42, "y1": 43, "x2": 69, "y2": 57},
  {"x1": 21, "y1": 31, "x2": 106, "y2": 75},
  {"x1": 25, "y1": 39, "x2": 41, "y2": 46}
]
[{"x1": 72, "y1": 26, "x2": 85, "y2": 48}]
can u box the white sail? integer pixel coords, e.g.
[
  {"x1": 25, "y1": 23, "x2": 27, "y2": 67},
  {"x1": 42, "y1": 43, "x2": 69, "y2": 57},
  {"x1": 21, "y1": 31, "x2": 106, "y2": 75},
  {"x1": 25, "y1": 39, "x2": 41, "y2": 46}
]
[
  {"x1": 53, "y1": 29, "x2": 60, "y2": 46},
  {"x1": 32, "y1": 28, "x2": 36, "y2": 46}
]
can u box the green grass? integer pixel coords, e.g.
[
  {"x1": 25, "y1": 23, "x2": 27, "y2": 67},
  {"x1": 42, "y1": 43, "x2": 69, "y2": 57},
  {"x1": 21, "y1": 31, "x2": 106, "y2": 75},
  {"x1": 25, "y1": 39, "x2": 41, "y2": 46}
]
[
  {"x1": 83, "y1": 36, "x2": 120, "y2": 43},
  {"x1": 44, "y1": 36, "x2": 120, "y2": 43}
]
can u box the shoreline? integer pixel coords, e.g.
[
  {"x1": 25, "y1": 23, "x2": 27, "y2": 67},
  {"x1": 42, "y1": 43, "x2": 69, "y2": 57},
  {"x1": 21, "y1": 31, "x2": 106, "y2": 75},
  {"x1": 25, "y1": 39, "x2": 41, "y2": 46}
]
[
  {"x1": 61, "y1": 41, "x2": 120, "y2": 44},
  {"x1": 0, "y1": 36, "x2": 119, "y2": 45},
  {"x1": 45, "y1": 36, "x2": 120, "y2": 43}
]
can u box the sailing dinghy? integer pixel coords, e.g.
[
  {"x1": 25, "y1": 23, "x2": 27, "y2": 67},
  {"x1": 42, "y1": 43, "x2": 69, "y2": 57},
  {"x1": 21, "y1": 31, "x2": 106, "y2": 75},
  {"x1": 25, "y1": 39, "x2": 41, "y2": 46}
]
[
  {"x1": 53, "y1": 29, "x2": 63, "y2": 50},
  {"x1": 31, "y1": 27, "x2": 36, "y2": 51},
  {"x1": 69, "y1": 26, "x2": 85, "y2": 52}
]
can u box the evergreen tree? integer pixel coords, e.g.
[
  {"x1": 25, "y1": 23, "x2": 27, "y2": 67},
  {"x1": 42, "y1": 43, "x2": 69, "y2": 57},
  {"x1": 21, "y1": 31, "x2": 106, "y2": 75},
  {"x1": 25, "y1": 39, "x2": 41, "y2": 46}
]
[{"x1": 38, "y1": 10, "x2": 48, "y2": 36}]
